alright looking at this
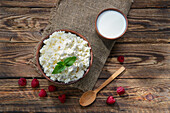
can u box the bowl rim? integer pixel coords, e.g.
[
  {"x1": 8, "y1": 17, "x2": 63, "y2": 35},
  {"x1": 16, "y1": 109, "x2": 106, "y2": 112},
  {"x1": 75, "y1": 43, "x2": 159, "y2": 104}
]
[
  {"x1": 95, "y1": 8, "x2": 128, "y2": 40},
  {"x1": 36, "y1": 29, "x2": 93, "y2": 85}
]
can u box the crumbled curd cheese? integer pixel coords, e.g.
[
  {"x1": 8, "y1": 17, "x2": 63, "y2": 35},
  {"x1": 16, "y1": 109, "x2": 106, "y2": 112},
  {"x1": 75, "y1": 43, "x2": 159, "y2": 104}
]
[{"x1": 39, "y1": 31, "x2": 91, "y2": 83}]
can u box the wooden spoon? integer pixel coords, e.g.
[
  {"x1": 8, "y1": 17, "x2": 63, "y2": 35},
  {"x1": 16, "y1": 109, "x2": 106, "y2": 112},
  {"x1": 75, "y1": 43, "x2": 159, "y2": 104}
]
[{"x1": 79, "y1": 66, "x2": 125, "y2": 106}]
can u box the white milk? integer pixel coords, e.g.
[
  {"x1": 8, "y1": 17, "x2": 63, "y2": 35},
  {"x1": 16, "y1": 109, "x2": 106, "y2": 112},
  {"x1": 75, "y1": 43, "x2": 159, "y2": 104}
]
[{"x1": 97, "y1": 10, "x2": 127, "y2": 39}]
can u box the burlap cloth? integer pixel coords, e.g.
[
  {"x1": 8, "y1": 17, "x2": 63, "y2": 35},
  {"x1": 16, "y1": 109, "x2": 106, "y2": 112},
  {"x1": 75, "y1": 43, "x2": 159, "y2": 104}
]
[{"x1": 31, "y1": 0, "x2": 133, "y2": 92}]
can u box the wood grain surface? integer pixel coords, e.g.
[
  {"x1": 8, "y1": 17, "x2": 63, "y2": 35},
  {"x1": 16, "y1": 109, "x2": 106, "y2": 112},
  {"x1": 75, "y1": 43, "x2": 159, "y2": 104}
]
[
  {"x1": 0, "y1": 0, "x2": 169, "y2": 112},
  {"x1": 0, "y1": 43, "x2": 170, "y2": 79},
  {"x1": 0, "y1": 79, "x2": 169, "y2": 112},
  {"x1": 0, "y1": 7, "x2": 169, "y2": 43}
]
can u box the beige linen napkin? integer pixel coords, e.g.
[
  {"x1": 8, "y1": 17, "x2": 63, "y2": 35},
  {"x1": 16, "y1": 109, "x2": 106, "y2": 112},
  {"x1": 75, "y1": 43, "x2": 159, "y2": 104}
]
[{"x1": 32, "y1": 0, "x2": 133, "y2": 92}]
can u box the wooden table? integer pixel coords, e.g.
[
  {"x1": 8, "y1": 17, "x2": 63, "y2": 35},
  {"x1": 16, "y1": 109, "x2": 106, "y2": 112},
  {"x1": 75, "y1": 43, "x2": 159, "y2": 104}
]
[{"x1": 0, "y1": 0, "x2": 169, "y2": 112}]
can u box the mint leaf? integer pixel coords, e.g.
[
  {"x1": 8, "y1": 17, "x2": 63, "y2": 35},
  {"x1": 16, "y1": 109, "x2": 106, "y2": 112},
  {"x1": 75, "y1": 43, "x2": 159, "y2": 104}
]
[
  {"x1": 52, "y1": 56, "x2": 76, "y2": 74},
  {"x1": 64, "y1": 56, "x2": 76, "y2": 66},
  {"x1": 52, "y1": 64, "x2": 66, "y2": 74},
  {"x1": 57, "y1": 61, "x2": 65, "y2": 65}
]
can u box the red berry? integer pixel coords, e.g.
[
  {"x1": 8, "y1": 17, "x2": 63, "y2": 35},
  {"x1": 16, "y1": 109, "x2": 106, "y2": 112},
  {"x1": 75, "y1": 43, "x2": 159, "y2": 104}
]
[
  {"x1": 58, "y1": 94, "x2": 66, "y2": 103},
  {"x1": 117, "y1": 86, "x2": 125, "y2": 95},
  {"x1": 31, "y1": 78, "x2": 39, "y2": 88},
  {"x1": 106, "y1": 96, "x2": 116, "y2": 104},
  {"x1": 39, "y1": 89, "x2": 47, "y2": 97},
  {"x1": 18, "y1": 78, "x2": 27, "y2": 86},
  {"x1": 48, "y1": 85, "x2": 57, "y2": 92},
  {"x1": 117, "y1": 56, "x2": 124, "y2": 63}
]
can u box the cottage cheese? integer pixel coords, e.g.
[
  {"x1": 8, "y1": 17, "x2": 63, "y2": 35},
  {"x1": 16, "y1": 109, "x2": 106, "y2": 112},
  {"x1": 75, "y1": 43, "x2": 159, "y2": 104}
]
[{"x1": 39, "y1": 31, "x2": 91, "y2": 83}]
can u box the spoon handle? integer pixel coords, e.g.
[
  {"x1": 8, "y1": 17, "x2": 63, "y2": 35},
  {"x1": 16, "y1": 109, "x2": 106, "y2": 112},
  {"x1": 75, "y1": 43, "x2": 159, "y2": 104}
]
[{"x1": 94, "y1": 66, "x2": 125, "y2": 93}]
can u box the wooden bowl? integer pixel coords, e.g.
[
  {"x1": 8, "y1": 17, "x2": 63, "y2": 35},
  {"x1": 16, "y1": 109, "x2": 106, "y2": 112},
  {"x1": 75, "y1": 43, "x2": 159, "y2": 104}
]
[{"x1": 36, "y1": 29, "x2": 93, "y2": 85}]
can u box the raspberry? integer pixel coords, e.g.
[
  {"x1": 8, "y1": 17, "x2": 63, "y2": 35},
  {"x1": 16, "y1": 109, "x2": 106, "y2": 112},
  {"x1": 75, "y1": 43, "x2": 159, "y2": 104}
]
[
  {"x1": 18, "y1": 78, "x2": 27, "y2": 86},
  {"x1": 117, "y1": 56, "x2": 124, "y2": 63},
  {"x1": 58, "y1": 94, "x2": 66, "y2": 103},
  {"x1": 39, "y1": 89, "x2": 47, "y2": 97},
  {"x1": 48, "y1": 85, "x2": 57, "y2": 92},
  {"x1": 117, "y1": 86, "x2": 125, "y2": 95},
  {"x1": 31, "y1": 78, "x2": 39, "y2": 88},
  {"x1": 106, "y1": 96, "x2": 116, "y2": 104}
]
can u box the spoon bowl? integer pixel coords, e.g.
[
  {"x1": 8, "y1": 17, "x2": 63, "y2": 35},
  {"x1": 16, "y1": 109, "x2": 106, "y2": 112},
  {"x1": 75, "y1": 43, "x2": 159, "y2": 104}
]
[{"x1": 79, "y1": 90, "x2": 96, "y2": 106}]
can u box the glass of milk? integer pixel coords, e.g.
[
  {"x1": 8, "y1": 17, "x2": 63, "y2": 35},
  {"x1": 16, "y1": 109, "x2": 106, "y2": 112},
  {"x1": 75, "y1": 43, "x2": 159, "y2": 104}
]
[{"x1": 95, "y1": 8, "x2": 128, "y2": 40}]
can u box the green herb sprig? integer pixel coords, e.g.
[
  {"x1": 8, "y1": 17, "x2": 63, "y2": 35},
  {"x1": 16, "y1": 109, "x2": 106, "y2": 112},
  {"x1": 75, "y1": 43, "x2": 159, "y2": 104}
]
[{"x1": 52, "y1": 56, "x2": 76, "y2": 74}]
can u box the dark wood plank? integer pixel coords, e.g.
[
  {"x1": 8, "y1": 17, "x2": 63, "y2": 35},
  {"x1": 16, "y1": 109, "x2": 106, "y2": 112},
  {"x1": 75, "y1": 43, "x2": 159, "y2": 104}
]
[
  {"x1": 0, "y1": 43, "x2": 169, "y2": 79},
  {"x1": 0, "y1": 7, "x2": 51, "y2": 15},
  {"x1": 0, "y1": 8, "x2": 51, "y2": 42},
  {"x1": 131, "y1": 0, "x2": 170, "y2": 8},
  {"x1": 102, "y1": 43, "x2": 170, "y2": 79},
  {"x1": 0, "y1": 79, "x2": 169, "y2": 112},
  {"x1": 0, "y1": 43, "x2": 38, "y2": 77},
  {"x1": 0, "y1": 0, "x2": 169, "y2": 8},
  {"x1": 0, "y1": 0, "x2": 59, "y2": 8},
  {"x1": 0, "y1": 31, "x2": 42, "y2": 42},
  {"x1": 120, "y1": 8, "x2": 170, "y2": 43},
  {"x1": 0, "y1": 7, "x2": 169, "y2": 43}
]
